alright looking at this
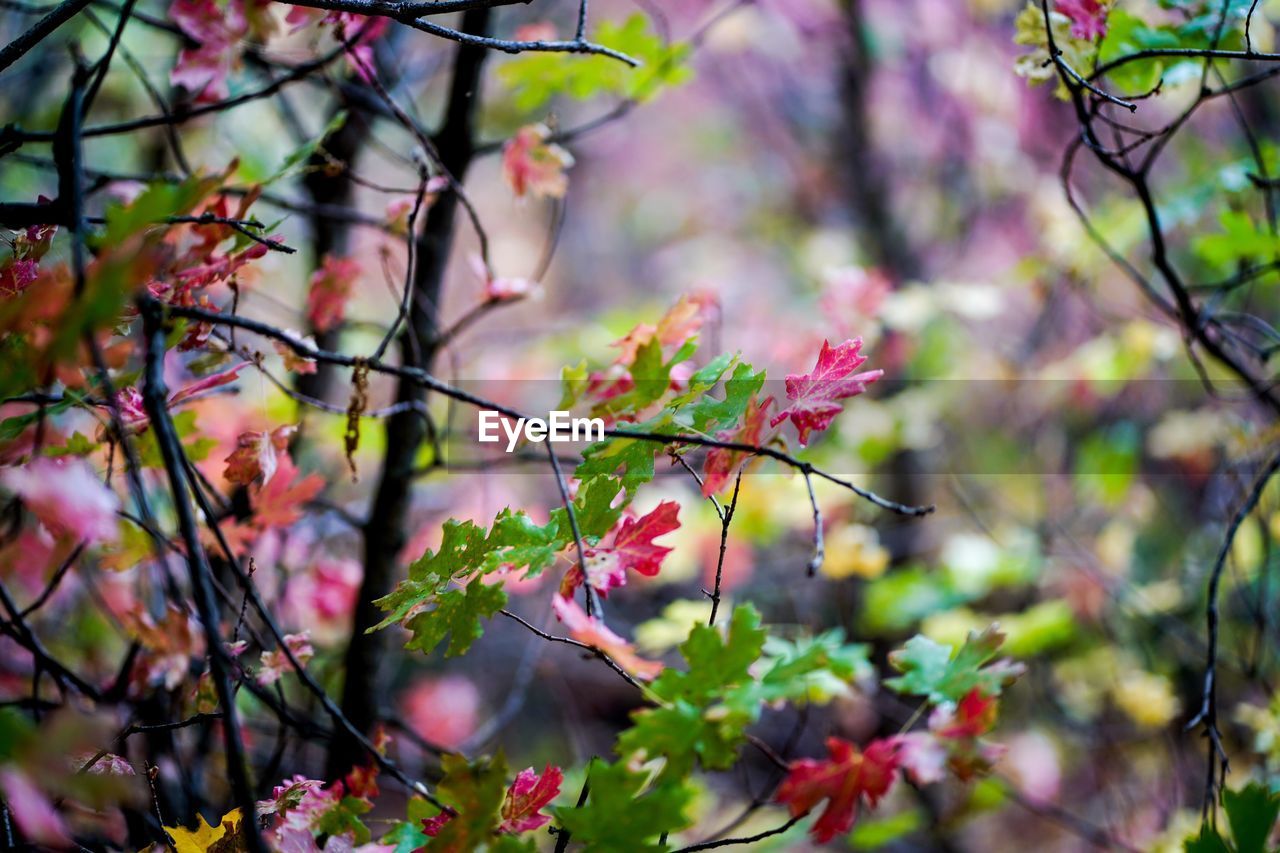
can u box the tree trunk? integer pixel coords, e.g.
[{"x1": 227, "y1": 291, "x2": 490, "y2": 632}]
[{"x1": 327, "y1": 6, "x2": 491, "y2": 777}]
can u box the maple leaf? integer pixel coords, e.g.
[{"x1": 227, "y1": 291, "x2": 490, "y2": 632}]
[
  {"x1": 1055, "y1": 0, "x2": 1107, "y2": 40},
  {"x1": 499, "y1": 764, "x2": 563, "y2": 833},
  {"x1": 893, "y1": 732, "x2": 947, "y2": 785},
  {"x1": 0, "y1": 457, "x2": 120, "y2": 545},
  {"x1": 257, "y1": 632, "x2": 313, "y2": 686},
  {"x1": 608, "y1": 500, "x2": 680, "y2": 577},
  {"x1": 164, "y1": 807, "x2": 243, "y2": 853},
  {"x1": 775, "y1": 736, "x2": 900, "y2": 843},
  {"x1": 886, "y1": 626, "x2": 1025, "y2": 704},
  {"x1": 224, "y1": 424, "x2": 296, "y2": 486},
  {"x1": 274, "y1": 332, "x2": 317, "y2": 374},
  {"x1": 0, "y1": 769, "x2": 72, "y2": 848},
  {"x1": 932, "y1": 688, "x2": 998, "y2": 740},
  {"x1": 167, "y1": 362, "x2": 249, "y2": 408},
  {"x1": 611, "y1": 294, "x2": 715, "y2": 367},
  {"x1": 168, "y1": 0, "x2": 248, "y2": 103},
  {"x1": 552, "y1": 596, "x2": 663, "y2": 681},
  {"x1": 769, "y1": 338, "x2": 883, "y2": 446},
  {"x1": 0, "y1": 258, "x2": 38, "y2": 297},
  {"x1": 702, "y1": 395, "x2": 773, "y2": 496},
  {"x1": 563, "y1": 500, "x2": 682, "y2": 598},
  {"x1": 553, "y1": 761, "x2": 694, "y2": 852},
  {"x1": 502, "y1": 123, "x2": 575, "y2": 200},
  {"x1": 306, "y1": 254, "x2": 360, "y2": 333},
  {"x1": 250, "y1": 456, "x2": 325, "y2": 529}
]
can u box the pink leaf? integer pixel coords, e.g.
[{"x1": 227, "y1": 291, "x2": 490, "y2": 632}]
[
  {"x1": 892, "y1": 733, "x2": 947, "y2": 786},
  {"x1": 168, "y1": 0, "x2": 248, "y2": 102},
  {"x1": 502, "y1": 124, "x2": 574, "y2": 200},
  {"x1": 0, "y1": 769, "x2": 72, "y2": 847},
  {"x1": 306, "y1": 255, "x2": 360, "y2": 333},
  {"x1": 702, "y1": 395, "x2": 774, "y2": 496},
  {"x1": 0, "y1": 457, "x2": 120, "y2": 545},
  {"x1": 1056, "y1": 0, "x2": 1108, "y2": 40},
  {"x1": 551, "y1": 596, "x2": 663, "y2": 680},
  {"x1": 257, "y1": 632, "x2": 313, "y2": 686},
  {"x1": 168, "y1": 362, "x2": 249, "y2": 407},
  {"x1": 769, "y1": 338, "x2": 883, "y2": 446}
]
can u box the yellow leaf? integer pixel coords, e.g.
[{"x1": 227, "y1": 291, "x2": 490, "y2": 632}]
[{"x1": 165, "y1": 808, "x2": 242, "y2": 853}]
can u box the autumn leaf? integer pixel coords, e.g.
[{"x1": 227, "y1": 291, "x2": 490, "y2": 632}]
[
  {"x1": 274, "y1": 332, "x2": 317, "y2": 374},
  {"x1": 702, "y1": 395, "x2": 773, "y2": 496},
  {"x1": 775, "y1": 736, "x2": 900, "y2": 843},
  {"x1": 223, "y1": 424, "x2": 295, "y2": 486},
  {"x1": 502, "y1": 123, "x2": 574, "y2": 200},
  {"x1": 0, "y1": 457, "x2": 120, "y2": 545},
  {"x1": 250, "y1": 456, "x2": 325, "y2": 529},
  {"x1": 769, "y1": 338, "x2": 883, "y2": 446},
  {"x1": 563, "y1": 500, "x2": 682, "y2": 597},
  {"x1": 1055, "y1": 0, "x2": 1107, "y2": 40},
  {"x1": 257, "y1": 631, "x2": 314, "y2": 686},
  {"x1": 165, "y1": 807, "x2": 242, "y2": 853},
  {"x1": 306, "y1": 254, "x2": 360, "y2": 333},
  {"x1": 499, "y1": 764, "x2": 563, "y2": 833},
  {"x1": 168, "y1": 0, "x2": 247, "y2": 103},
  {"x1": 552, "y1": 595, "x2": 663, "y2": 680}
]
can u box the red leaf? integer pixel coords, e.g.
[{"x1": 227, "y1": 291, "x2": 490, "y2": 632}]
[
  {"x1": 168, "y1": 0, "x2": 248, "y2": 102},
  {"x1": 769, "y1": 338, "x2": 882, "y2": 446},
  {"x1": 775, "y1": 736, "x2": 900, "y2": 843},
  {"x1": 250, "y1": 457, "x2": 324, "y2": 529},
  {"x1": 502, "y1": 124, "x2": 574, "y2": 200},
  {"x1": 933, "y1": 688, "x2": 998, "y2": 740},
  {"x1": 167, "y1": 362, "x2": 249, "y2": 408},
  {"x1": 306, "y1": 255, "x2": 360, "y2": 333},
  {"x1": 607, "y1": 500, "x2": 680, "y2": 577},
  {"x1": 223, "y1": 425, "x2": 296, "y2": 486},
  {"x1": 562, "y1": 501, "x2": 681, "y2": 598},
  {"x1": 702, "y1": 395, "x2": 773, "y2": 496},
  {"x1": 499, "y1": 764, "x2": 563, "y2": 833}
]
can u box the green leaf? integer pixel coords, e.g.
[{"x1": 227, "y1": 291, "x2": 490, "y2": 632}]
[
  {"x1": 403, "y1": 580, "x2": 508, "y2": 657},
  {"x1": 1223, "y1": 783, "x2": 1280, "y2": 853},
  {"x1": 620, "y1": 605, "x2": 766, "y2": 775},
  {"x1": 43, "y1": 431, "x2": 98, "y2": 458},
  {"x1": 427, "y1": 753, "x2": 508, "y2": 852},
  {"x1": 1184, "y1": 825, "x2": 1233, "y2": 853},
  {"x1": 754, "y1": 630, "x2": 872, "y2": 706},
  {"x1": 266, "y1": 110, "x2": 348, "y2": 185},
  {"x1": 483, "y1": 509, "x2": 563, "y2": 578},
  {"x1": 0, "y1": 392, "x2": 80, "y2": 441},
  {"x1": 498, "y1": 14, "x2": 692, "y2": 113},
  {"x1": 554, "y1": 761, "x2": 694, "y2": 852},
  {"x1": 886, "y1": 626, "x2": 1025, "y2": 704}
]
